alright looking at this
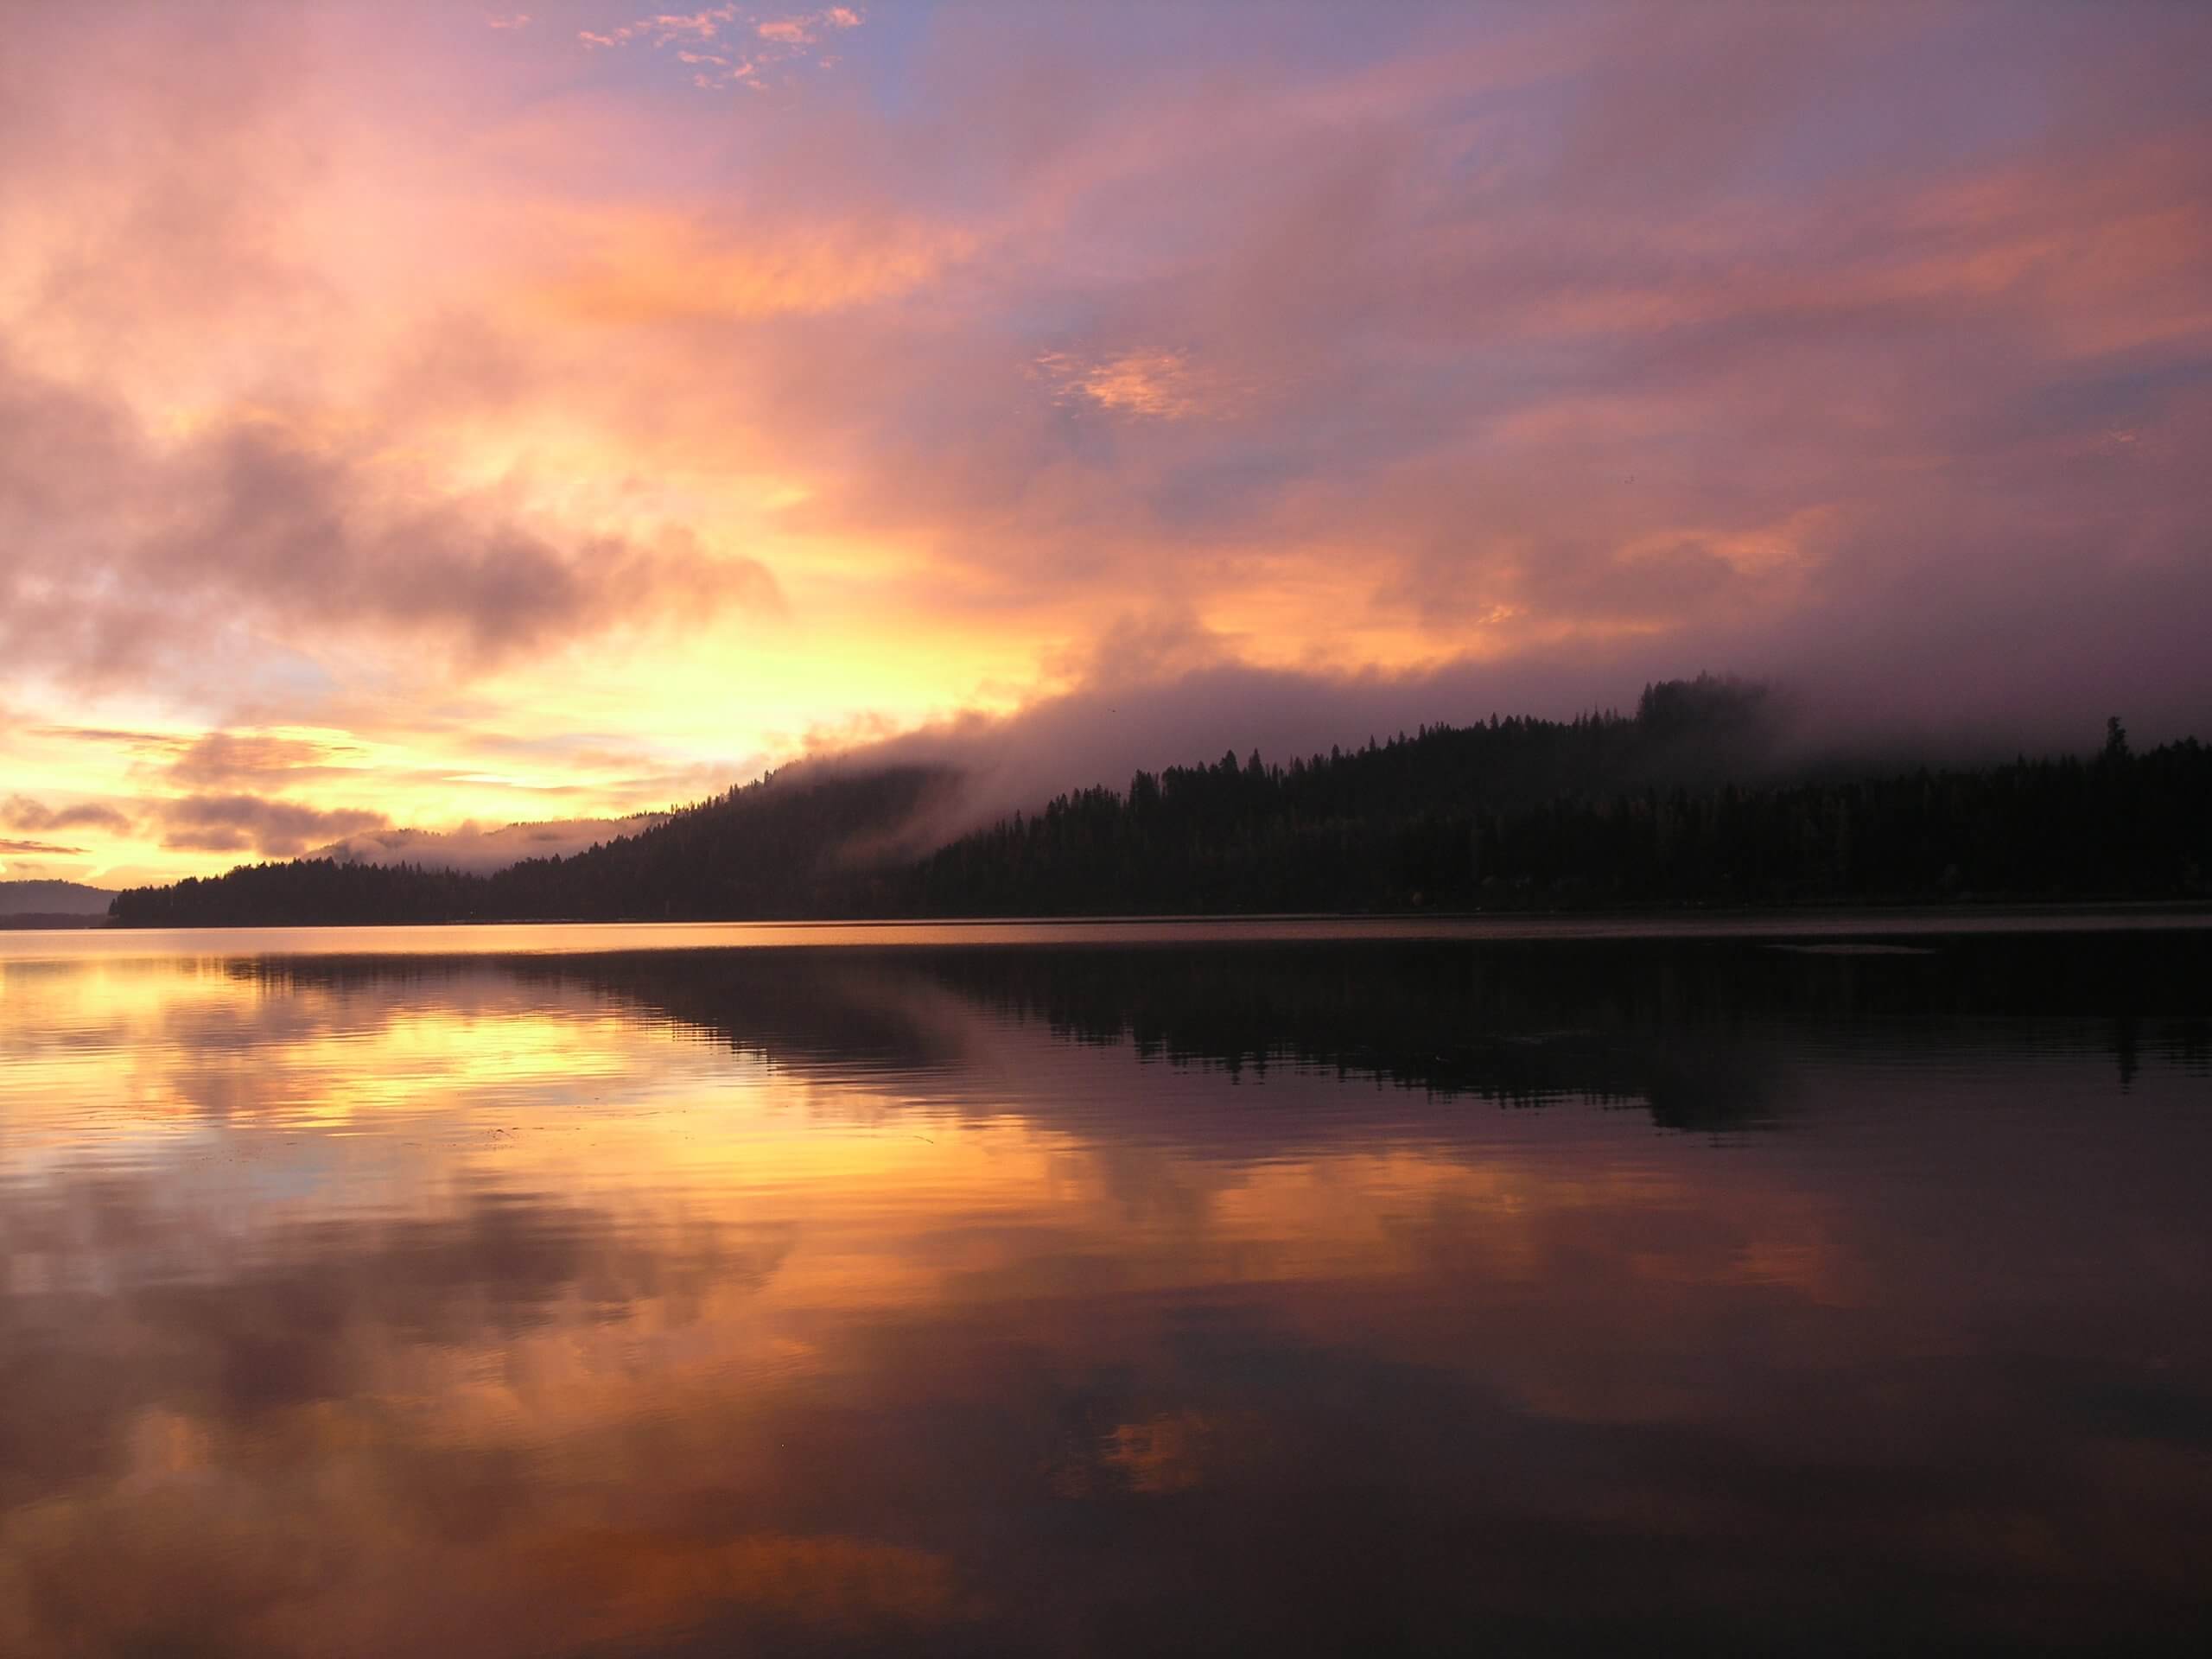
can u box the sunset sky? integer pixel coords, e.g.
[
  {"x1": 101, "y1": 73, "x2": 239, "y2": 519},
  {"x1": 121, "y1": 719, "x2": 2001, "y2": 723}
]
[{"x1": 3, "y1": 1, "x2": 2209, "y2": 886}]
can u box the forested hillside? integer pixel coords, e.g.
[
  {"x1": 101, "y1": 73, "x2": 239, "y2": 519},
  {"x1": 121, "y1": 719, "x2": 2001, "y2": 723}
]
[
  {"x1": 913, "y1": 714, "x2": 2206, "y2": 914},
  {"x1": 110, "y1": 682, "x2": 2211, "y2": 925},
  {"x1": 112, "y1": 763, "x2": 958, "y2": 925}
]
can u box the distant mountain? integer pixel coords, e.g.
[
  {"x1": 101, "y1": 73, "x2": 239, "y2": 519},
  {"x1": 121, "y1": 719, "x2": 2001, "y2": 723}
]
[
  {"x1": 113, "y1": 762, "x2": 962, "y2": 926},
  {"x1": 107, "y1": 679, "x2": 2212, "y2": 925},
  {"x1": 0, "y1": 880, "x2": 115, "y2": 918}
]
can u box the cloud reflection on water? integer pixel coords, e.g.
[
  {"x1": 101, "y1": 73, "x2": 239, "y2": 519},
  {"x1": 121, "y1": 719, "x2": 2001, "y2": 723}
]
[{"x1": 2, "y1": 933, "x2": 2209, "y2": 1653}]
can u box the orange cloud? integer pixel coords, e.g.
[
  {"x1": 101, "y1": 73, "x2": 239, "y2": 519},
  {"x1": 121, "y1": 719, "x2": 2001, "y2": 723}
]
[
  {"x1": 1035, "y1": 348, "x2": 1205, "y2": 419},
  {"x1": 534, "y1": 209, "x2": 976, "y2": 323}
]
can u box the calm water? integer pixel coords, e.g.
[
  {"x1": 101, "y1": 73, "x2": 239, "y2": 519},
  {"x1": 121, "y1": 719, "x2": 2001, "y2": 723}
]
[{"x1": 3, "y1": 918, "x2": 2209, "y2": 1655}]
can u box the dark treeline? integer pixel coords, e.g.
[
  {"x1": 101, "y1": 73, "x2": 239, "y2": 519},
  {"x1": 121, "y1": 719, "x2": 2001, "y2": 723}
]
[
  {"x1": 914, "y1": 708, "x2": 2210, "y2": 914},
  {"x1": 111, "y1": 679, "x2": 2212, "y2": 925}
]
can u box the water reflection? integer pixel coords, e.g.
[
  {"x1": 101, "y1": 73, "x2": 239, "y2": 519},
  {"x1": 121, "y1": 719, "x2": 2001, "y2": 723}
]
[{"x1": 2, "y1": 931, "x2": 2209, "y2": 1654}]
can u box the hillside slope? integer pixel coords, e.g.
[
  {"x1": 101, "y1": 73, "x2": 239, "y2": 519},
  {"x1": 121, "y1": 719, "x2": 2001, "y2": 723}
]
[{"x1": 0, "y1": 880, "x2": 115, "y2": 918}]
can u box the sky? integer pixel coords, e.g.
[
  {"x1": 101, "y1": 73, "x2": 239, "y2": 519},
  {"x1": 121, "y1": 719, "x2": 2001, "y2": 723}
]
[{"x1": 3, "y1": 1, "x2": 2209, "y2": 886}]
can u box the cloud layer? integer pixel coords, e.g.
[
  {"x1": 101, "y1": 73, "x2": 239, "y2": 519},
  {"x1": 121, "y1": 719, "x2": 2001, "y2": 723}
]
[{"x1": 3, "y1": 1, "x2": 2209, "y2": 879}]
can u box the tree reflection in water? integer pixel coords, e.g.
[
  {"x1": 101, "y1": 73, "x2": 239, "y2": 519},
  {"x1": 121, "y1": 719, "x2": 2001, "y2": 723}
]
[{"x1": 2, "y1": 929, "x2": 2208, "y2": 1654}]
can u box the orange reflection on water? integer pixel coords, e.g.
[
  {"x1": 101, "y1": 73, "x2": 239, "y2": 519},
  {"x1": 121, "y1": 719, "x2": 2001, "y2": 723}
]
[{"x1": 3, "y1": 931, "x2": 2209, "y2": 1654}]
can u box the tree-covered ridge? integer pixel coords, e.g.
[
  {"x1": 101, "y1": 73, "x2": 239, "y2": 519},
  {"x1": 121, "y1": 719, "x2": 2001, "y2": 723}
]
[
  {"x1": 110, "y1": 682, "x2": 2212, "y2": 925},
  {"x1": 914, "y1": 710, "x2": 2209, "y2": 915}
]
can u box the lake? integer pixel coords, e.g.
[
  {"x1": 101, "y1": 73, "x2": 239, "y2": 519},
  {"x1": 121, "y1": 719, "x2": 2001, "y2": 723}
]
[{"x1": 3, "y1": 917, "x2": 2209, "y2": 1654}]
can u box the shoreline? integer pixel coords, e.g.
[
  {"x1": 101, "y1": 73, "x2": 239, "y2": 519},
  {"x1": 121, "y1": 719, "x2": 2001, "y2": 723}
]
[
  {"x1": 44, "y1": 894, "x2": 2212, "y2": 931},
  {"x1": 8, "y1": 902, "x2": 2212, "y2": 963}
]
